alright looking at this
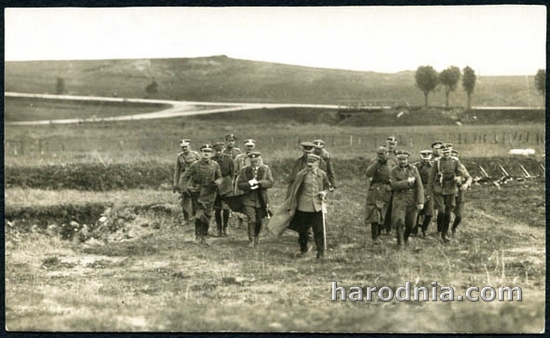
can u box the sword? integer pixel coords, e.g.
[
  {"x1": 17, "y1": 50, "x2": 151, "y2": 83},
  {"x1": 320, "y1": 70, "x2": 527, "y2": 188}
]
[{"x1": 321, "y1": 197, "x2": 327, "y2": 252}]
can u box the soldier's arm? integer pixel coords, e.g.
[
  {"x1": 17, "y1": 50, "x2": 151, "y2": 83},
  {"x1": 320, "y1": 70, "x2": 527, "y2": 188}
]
[
  {"x1": 413, "y1": 167, "x2": 425, "y2": 205},
  {"x1": 365, "y1": 160, "x2": 380, "y2": 177},
  {"x1": 458, "y1": 162, "x2": 473, "y2": 188},
  {"x1": 390, "y1": 168, "x2": 415, "y2": 191},
  {"x1": 426, "y1": 164, "x2": 437, "y2": 197},
  {"x1": 227, "y1": 156, "x2": 235, "y2": 178},
  {"x1": 173, "y1": 157, "x2": 181, "y2": 188},
  {"x1": 237, "y1": 168, "x2": 251, "y2": 191},
  {"x1": 286, "y1": 159, "x2": 301, "y2": 185},
  {"x1": 215, "y1": 162, "x2": 222, "y2": 180},
  {"x1": 258, "y1": 166, "x2": 274, "y2": 189},
  {"x1": 325, "y1": 155, "x2": 336, "y2": 188},
  {"x1": 180, "y1": 163, "x2": 196, "y2": 192}
]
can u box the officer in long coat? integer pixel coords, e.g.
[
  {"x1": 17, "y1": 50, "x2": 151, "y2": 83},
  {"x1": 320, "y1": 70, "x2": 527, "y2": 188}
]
[
  {"x1": 237, "y1": 152, "x2": 274, "y2": 248},
  {"x1": 364, "y1": 146, "x2": 393, "y2": 245},
  {"x1": 173, "y1": 139, "x2": 201, "y2": 224},
  {"x1": 413, "y1": 149, "x2": 434, "y2": 238},
  {"x1": 390, "y1": 150, "x2": 424, "y2": 248},
  {"x1": 181, "y1": 144, "x2": 222, "y2": 244},
  {"x1": 286, "y1": 154, "x2": 330, "y2": 259},
  {"x1": 450, "y1": 149, "x2": 473, "y2": 238},
  {"x1": 426, "y1": 143, "x2": 469, "y2": 242}
]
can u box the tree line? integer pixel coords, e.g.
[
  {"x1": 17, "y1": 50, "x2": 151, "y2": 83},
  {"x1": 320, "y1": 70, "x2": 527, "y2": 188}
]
[{"x1": 415, "y1": 66, "x2": 546, "y2": 108}]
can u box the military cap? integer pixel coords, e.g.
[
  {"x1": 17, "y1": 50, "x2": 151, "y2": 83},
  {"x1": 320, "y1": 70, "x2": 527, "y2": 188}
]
[
  {"x1": 301, "y1": 141, "x2": 315, "y2": 152},
  {"x1": 200, "y1": 144, "x2": 213, "y2": 152},
  {"x1": 442, "y1": 143, "x2": 453, "y2": 153},
  {"x1": 451, "y1": 149, "x2": 459, "y2": 156},
  {"x1": 312, "y1": 139, "x2": 325, "y2": 148},
  {"x1": 376, "y1": 146, "x2": 389, "y2": 154},
  {"x1": 306, "y1": 153, "x2": 321, "y2": 162},
  {"x1": 213, "y1": 142, "x2": 225, "y2": 151},
  {"x1": 247, "y1": 151, "x2": 262, "y2": 158},
  {"x1": 395, "y1": 150, "x2": 410, "y2": 159},
  {"x1": 386, "y1": 136, "x2": 397, "y2": 144},
  {"x1": 243, "y1": 139, "x2": 256, "y2": 146},
  {"x1": 431, "y1": 141, "x2": 444, "y2": 148},
  {"x1": 420, "y1": 150, "x2": 432, "y2": 159},
  {"x1": 225, "y1": 134, "x2": 237, "y2": 141},
  {"x1": 179, "y1": 139, "x2": 190, "y2": 147}
]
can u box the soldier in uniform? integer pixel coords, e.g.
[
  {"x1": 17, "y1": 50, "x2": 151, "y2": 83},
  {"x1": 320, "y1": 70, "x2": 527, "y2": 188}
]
[
  {"x1": 413, "y1": 149, "x2": 434, "y2": 238},
  {"x1": 173, "y1": 139, "x2": 201, "y2": 224},
  {"x1": 386, "y1": 136, "x2": 398, "y2": 156},
  {"x1": 390, "y1": 150, "x2": 424, "y2": 248},
  {"x1": 312, "y1": 139, "x2": 336, "y2": 190},
  {"x1": 223, "y1": 134, "x2": 241, "y2": 159},
  {"x1": 286, "y1": 154, "x2": 330, "y2": 259},
  {"x1": 237, "y1": 152, "x2": 274, "y2": 248},
  {"x1": 233, "y1": 138, "x2": 258, "y2": 228},
  {"x1": 431, "y1": 141, "x2": 444, "y2": 161},
  {"x1": 212, "y1": 142, "x2": 235, "y2": 237},
  {"x1": 181, "y1": 144, "x2": 222, "y2": 245},
  {"x1": 364, "y1": 146, "x2": 393, "y2": 245},
  {"x1": 427, "y1": 143, "x2": 469, "y2": 242},
  {"x1": 450, "y1": 149, "x2": 473, "y2": 239}
]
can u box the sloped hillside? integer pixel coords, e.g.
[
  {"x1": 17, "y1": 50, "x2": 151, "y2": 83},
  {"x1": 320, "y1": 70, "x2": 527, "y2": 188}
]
[{"x1": 5, "y1": 56, "x2": 542, "y2": 107}]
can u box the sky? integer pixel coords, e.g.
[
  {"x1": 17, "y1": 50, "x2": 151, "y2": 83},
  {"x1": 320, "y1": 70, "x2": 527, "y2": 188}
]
[{"x1": 4, "y1": 5, "x2": 547, "y2": 76}]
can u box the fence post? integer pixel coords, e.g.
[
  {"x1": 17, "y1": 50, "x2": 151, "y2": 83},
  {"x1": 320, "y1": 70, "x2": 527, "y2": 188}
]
[
  {"x1": 483, "y1": 134, "x2": 487, "y2": 143},
  {"x1": 349, "y1": 135, "x2": 353, "y2": 146},
  {"x1": 525, "y1": 132, "x2": 529, "y2": 143}
]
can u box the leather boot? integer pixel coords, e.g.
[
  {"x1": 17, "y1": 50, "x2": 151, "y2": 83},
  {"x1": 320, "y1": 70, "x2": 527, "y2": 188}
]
[{"x1": 247, "y1": 223, "x2": 255, "y2": 247}]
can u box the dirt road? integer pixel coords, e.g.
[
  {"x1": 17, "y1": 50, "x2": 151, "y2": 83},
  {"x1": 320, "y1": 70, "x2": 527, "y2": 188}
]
[{"x1": 5, "y1": 92, "x2": 338, "y2": 125}]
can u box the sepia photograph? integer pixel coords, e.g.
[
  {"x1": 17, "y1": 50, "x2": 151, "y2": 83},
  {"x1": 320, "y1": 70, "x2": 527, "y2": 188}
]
[{"x1": 4, "y1": 4, "x2": 547, "y2": 333}]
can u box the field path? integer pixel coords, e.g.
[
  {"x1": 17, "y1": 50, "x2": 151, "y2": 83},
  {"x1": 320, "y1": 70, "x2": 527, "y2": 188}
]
[{"x1": 5, "y1": 92, "x2": 338, "y2": 125}]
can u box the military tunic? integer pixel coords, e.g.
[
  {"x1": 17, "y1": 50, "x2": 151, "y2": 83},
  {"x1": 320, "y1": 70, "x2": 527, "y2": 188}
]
[
  {"x1": 316, "y1": 148, "x2": 336, "y2": 188},
  {"x1": 427, "y1": 156, "x2": 468, "y2": 212},
  {"x1": 390, "y1": 164, "x2": 424, "y2": 242},
  {"x1": 173, "y1": 150, "x2": 201, "y2": 221},
  {"x1": 414, "y1": 161, "x2": 434, "y2": 217},
  {"x1": 181, "y1": 159, "x2": 222, "y2": 237},
  {"x1": 223, "y1": 146, "x2": 241, "y2": 160},
  {"x1": 454, "y1": 162, "x2": 473, "y2": 217},
  {"x1": 364, "y1": 160, "x2": 392, "y2": 224}
]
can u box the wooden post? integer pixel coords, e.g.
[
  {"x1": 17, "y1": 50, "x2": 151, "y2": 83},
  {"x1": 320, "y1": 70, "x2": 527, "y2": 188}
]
[
  {"x1": 350, "y1": 135, "x2": 353, "y2": 146},
  {"x1": 525, "y1": 132, "x2": 529, "y2": 142},
  {"x1": 483, "y1": 134, "x2": 487, "y2": 143},
  {"x1": 458, "y1": 134, "x2": 461, "y2": 145}
]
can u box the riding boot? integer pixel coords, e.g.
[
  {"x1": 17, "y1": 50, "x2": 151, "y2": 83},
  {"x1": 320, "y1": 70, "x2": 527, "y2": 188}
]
[
  {"x1": 222, "y1": 210, "x2": 230, "y2": 235},
  {"x1": 247, "y1": 222, "x2": 255, "y2": 246},
  {"x1": 442, "y1": 213, "x2": 451, "y2": 242},
  {"x1": 421, "y1": 215, "x2": 432, "y2": 237},
  {"x1": 396, "y1": 221, "x2": 404, "y2": 248},
  {"x1": 451, "y1": 215, "x2": 462, "y2": 237}
]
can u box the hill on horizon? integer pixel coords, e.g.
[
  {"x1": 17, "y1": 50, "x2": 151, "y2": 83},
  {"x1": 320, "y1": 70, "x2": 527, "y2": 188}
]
[{"x1": 5, "y1": 55, "x2": 544, "y2": 107}]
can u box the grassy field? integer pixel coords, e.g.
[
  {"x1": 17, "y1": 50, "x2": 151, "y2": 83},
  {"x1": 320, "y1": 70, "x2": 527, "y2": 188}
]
[
  {"x1": 4, "y1": 94, "x2": 546, "y2": 332},
  {"x1": 5, "y1": 181, "x2": 545, "y2": 332},
  {"x1": 4, "y1": 100, "x2": 545, "y2": 166}
]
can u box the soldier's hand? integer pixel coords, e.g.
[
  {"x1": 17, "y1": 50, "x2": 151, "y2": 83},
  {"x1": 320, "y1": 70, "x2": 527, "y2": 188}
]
[
  {"x1": 460, "y1": 184, "x2": 469, "y2": 191},
  {"x1": 329, "y1": 186, "x2": 336, "y2": 192},
  {"x1": 454, "y1": 177, "x2": 463, "y2": 184},
  {"x1": 318, "y1": 191, "x2": 327, "y2": 199},
  {"x1": 288, "y1": 209, "x2": 295, "y2": 217},
  {"x1": 417, "y1": 204, "x2": 424, "y2": 211},
  {"x1": 407, "y1": 177, "x2": 416, "y2": 184}
]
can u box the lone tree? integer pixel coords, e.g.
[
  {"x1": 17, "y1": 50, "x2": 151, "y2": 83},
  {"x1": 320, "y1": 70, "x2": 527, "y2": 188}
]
[
  {"x1": 462, "y1": 66, "x2": 477, "y2": 109},
  {"x1": 145, "y1": 80, "x2": 158, "y2": 95},
  {"x1": 439, "y1": 66, "x2": 461, "y2": 107},
  {"x1": 415, "y1": 66, "x2": 439, "y2": 107},
  {"x1": 534, "y1": 69, "x2": 546, "y2": 97},
  {"x1": 55, "y1": 77, "x2": 65, "y2": 94}
]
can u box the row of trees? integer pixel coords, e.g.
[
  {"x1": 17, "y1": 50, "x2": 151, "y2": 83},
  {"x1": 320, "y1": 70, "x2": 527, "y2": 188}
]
[
  {"x1": 415, "y1": 66, "x2": 546, "y2": 108},
  {"x1": 415, "y1": 65, "x2": 477, "y2": 108}
]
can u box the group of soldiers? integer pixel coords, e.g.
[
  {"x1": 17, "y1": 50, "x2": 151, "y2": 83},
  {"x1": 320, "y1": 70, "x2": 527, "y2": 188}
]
[
  {"x1": 364, "y1": 137, "x2": 472, "y2": 249},
  {"x1": 173, "y1": 133, "x2": 472, "y2": 258}
]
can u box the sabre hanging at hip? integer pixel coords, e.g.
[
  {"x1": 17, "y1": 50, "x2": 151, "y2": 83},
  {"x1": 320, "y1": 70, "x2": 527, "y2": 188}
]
[{"x1": 321, "y1": 197, "x2": 327, "y2": 252}]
